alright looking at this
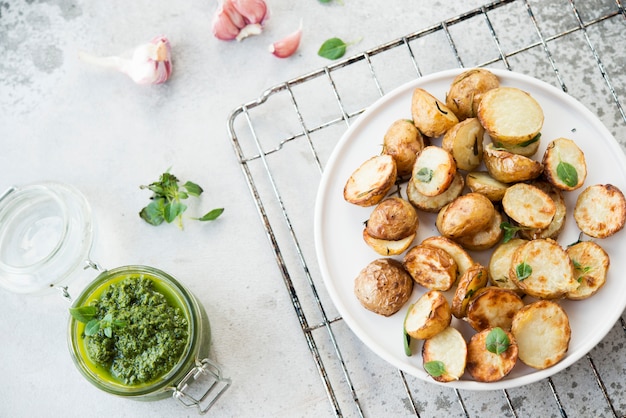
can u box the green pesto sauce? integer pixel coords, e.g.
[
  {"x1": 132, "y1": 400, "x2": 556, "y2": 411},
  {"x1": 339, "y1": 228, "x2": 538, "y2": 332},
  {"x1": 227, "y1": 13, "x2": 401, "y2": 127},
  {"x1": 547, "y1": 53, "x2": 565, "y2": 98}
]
[{"x1": 84, "y1": 276, "x2": 188, "y2": 385}]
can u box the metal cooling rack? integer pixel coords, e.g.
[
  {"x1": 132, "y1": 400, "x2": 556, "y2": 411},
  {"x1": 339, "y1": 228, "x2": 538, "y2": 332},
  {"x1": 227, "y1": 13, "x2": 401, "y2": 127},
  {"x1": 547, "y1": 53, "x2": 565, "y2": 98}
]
[{"x1": 227, "y1": 1, "x2": 626, "y2": 416}]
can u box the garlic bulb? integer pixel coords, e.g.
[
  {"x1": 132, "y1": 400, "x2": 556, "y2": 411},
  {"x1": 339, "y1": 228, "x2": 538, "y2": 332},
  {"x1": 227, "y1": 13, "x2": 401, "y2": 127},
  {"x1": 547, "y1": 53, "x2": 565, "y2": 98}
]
[
  {"x1": 212, "y1": 0, "x2": 269, "y2": 41},
  {"x1": 269, "y1": 21, "x2": 302, "y2": 58},
  {"x1": 78, "y1": 36, "x2": 172, "y2": 85}
]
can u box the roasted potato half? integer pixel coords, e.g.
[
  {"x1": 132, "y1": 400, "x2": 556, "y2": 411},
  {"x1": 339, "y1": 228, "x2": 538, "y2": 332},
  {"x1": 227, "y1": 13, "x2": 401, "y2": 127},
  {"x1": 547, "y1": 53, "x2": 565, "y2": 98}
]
[
  {"x1": 354, "y1": 258, "x2": 413, "y2": 316},
  {"x1": 407, "y1": 172, "x2": 464, "y2": 213},
  {"x1": 488, "y1": 238, "x2": 527, "y2": 294},
  {"x1": 574, "y1": 184, "x2": 626, "y2": 239},
  {"x1": 466, "y1": 287, "x2": 525, "y2": 332},
  {"x1": 454, "y1": 210, "x2": 503, "y2": 251},
  {"x1": 467, "y1": 327, "x2": 518, "y2": 382},
  {"x1": 403, "y1": 244, "x2": 458, "y2": 291},
  {"x1": 411, "y1": 88, "x2": 459, "y2": 138},
  {"x1": 420, "y1": 235, "x2": 474, "y2": 277},
  {"x1": 365, "y1": 197, "x2": 419, "y2": 241},
  {"x1": 441, "y1": 117, "x2": 485, "y2": 171},
  {"x1": 344, "y1": 154, "x2": 397, "y2": 207},
  {"x1": 512, "y1": 300, "x2": 571, "y2": 370},
  {"x1": 509, "y1": 239, "x2": 577, "y2": 299},
  {"x1": 362, "y1": 231, "x2": 416, "y2": 257},
  {"x1": 566, "y1": 241, "x2": 610, "y2": 300},
  {"x1": 478, "y1": 87, "x2": 544, "y2": 145},
  {"x1": 446, "y1": 68, "x2": 500, "y2": 121},
  {"x1": 382, "y1": 119, "x2": 425, "y2": 177},
  {"x1": 483, "y1": 143, "x2": 543, "y2": 183},
  {"x1": 466, "y1": 171, "x2": 508, "y2": 202},
  {"x1": 502, "y1": 182, "x2": 556, "y2": 229},
  {"x1": 436, "y1": 193, "x2": 495, "y2": 239},
  {"x1": 542, "y1": 137, "x2": 587, "y2": 191},
  {"x1": 518, "y1": 181, "x2": 567, "y2": 241},
  {"x1": 404, "y1": 290, "x2": 452, "y2": 340},
  {"x1": 411, "y1": 146, "x2": 457, "y2": 197},
  {"x1": 451, "y1": 263, "x2": 489, "y2": 319},
  {"x1": 491, "y1": 134, "x2": 541, "y2": 157},
  {"x1": 422, "y1": 326, "x2": 467, "y2": 382}
]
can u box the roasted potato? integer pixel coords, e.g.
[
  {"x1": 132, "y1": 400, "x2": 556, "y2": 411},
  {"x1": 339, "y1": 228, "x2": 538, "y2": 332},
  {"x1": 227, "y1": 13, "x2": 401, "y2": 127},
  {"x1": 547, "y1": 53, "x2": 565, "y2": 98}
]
[
  {"x1": 477, "y1": 87, "x2": 544, "y2": 145},
  {"x1": 354, "y1": 258, "x2": 413, "y2": 316},
  {"x1": 411, "y1": 88, "x2": 459, "y2": 138},
  {"x1": 574, "y1": 184, "x2": 626, "y2": 238},
  {"x1": 454, "y1": 210, "x2": 503, "y2": 251},
  {"x1": 382, "y1": 119, "x2": 425, "y2": 177},
  {"x1": 483, "y1": 143, "x2": 543, "y2": 183},
  {"x1": 441, "y1": 117, "x2": 485, "y2": 171},
  {"x1": 451, "y1": 263, "x2": 489, "y2": 319},
  {"x1": 466, "y1": 287, "x2": 525, "y2": 332},
  {"x1": 362, "y1": 231, "x2": 416, "y2": 257},
  {"x1": 422, "y1": 326, "x2": 467, "y2": 382},
  {"x1": 502, "y1": 182, "x2": 556, "y2": 229},
  {"x1": 411, "y1": 146, "x2": 457, "y2": 197},
  {"x1": 436, "y1": 193, "x2": 495, "y2": 239},
  {"x1": 512, "y1": 300, "x2": 571, "y2": 370},
  {"x1": 466, "y1": 171, "x2": 508, "y2": 202},
  {"x1": 420, "y1": 235, "x2": 474, "y2": 276},
  {"x1": 518, "y1": 181, "x2": 567, "y2": 240},
  {"x1": 365, "y1": 197, "x2": 419, "y2": 241},
  {"x1": 407, "y1": 172, "x2": 464, "y2": 213},
  {"x1": 542, "y1": 137, "x2": 587, "y2": 191},
  {"x1": 488, "y1": 239, "x2": 527, "y2": 294},
  {"x1": 566, "y1": 241, "x2": 610, "y2": 300},
  {"x1": 509, "y1": 238, "x2": 578, "y2": 299},
  {"x1": 403, "y1": 244, "x2": 458, "y2": 291},
  {"x1": 404, "y1": 290, "x2": 452, "y2": 340},
  {"x1": 344, "y1": 154, "x2": 397, "y2": 207},
  {"x1": 446, "y1": 68, "x2": 500, "y2": 121},
  {"x1": 466, "y1": 327, "x2": 518, "y2": 382}
]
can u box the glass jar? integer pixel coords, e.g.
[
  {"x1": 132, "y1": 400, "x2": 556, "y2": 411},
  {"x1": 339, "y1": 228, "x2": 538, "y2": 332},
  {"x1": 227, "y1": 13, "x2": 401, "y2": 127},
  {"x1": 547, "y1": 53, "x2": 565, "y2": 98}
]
[{"x1": 0, "y1": 183, "x2": 230, "y2": 414}]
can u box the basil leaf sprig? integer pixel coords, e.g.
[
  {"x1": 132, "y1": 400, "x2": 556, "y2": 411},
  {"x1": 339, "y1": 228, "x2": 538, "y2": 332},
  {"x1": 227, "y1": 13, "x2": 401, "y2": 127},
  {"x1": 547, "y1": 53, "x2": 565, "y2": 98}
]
[
  {"x1": 424, "y1": 360, "x2": 446, "y2": 377},
  {"x1": 556, "y1": 160, "x2": 578, "y2": 187},
  {"x1": 486, "y1": 327, "x2": 510, "y2": 355},
  {"x1": 516, "y1": 262, "x2": 532, "y2": 281},
  {"x1": 500, "y1": 222, "x2": 529, "y2": 243},
  {"x1": 318, "y1": 37, "x2": 361, "y2": 60},
  {"x1": 69, "y1": 306, "x2": 127, "y2": 338},
  {"x1": 139, "y1": 171, "x2": 224, "y2": 229}
]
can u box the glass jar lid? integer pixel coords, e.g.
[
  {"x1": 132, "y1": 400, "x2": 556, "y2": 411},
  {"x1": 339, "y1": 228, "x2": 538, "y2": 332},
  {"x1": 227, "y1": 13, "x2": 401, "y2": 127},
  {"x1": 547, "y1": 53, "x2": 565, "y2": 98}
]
[{"x1": 0, "y1": 182, "x2": 94, "y2": 294}]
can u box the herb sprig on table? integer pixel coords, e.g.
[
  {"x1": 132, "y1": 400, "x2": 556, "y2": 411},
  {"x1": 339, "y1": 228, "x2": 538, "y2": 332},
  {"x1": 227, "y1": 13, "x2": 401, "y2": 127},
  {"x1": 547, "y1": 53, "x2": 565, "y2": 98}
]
[{"x1": 139, "y1": 171, "x2": 224, "y2": 229}]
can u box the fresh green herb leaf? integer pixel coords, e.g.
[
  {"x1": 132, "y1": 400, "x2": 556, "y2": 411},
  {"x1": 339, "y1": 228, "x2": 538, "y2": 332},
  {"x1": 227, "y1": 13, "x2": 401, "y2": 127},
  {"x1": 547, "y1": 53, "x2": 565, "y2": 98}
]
[
  {"x1": 486, "y1": 327, "x2": 510, "y2": 355},
  {"x1": 139, "y1": 170, "x2": 223, "y2": 229},
  {"x1": 500, "y1": 222, "x2": 527, "y2": 243},
  {"x1": 518, "y1": 133, "x2": 541, "y2": 147},
  {"x1": 414, "y1": 167, "x2": 434, "y2": 183},
  {"x1": 572, "y1": 259, "x2": 592, "y2": 274},
  {"x1": 556, "y1": 161, "x2": 578, "y2": 187},
  {"x1": 516, "y1": 262, "x2": 532, "y2": 281},
  {"x1": 403, "y1": 305, "x2": 413, "y2": 357},
  {"x1": 69, "y1": 306, "x2": 97, "y2": 323},
  {"x1": 318, "y1": 37, "x2": 347, "y2": 60},
  {"x1": 85, "y1": 319, "x2": 101, "y2": 336},
  {"x1": 424, "y1": 360, "x2": 446, "y2": 377},
  {"x1": 195, "y1": 208, "x2": 224, "y2": 222}
]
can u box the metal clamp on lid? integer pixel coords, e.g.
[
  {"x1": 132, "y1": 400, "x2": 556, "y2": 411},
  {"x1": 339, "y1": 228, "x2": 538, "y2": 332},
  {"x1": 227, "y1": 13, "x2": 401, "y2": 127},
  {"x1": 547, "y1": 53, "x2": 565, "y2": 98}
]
[{"x1": 172, "y1": 358, "x2": 231, "y2": 414}]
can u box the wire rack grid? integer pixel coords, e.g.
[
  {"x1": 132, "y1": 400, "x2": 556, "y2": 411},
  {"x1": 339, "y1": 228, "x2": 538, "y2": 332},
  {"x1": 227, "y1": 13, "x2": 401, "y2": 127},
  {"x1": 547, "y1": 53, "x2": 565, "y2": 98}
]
[{"x1": 227, "y1": 0, "x2": 626, "y2": 417}]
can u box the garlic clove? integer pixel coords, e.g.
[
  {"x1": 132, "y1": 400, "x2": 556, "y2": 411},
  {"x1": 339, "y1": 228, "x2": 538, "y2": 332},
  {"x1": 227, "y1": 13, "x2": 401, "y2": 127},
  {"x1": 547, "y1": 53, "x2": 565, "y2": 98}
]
[
  {"x1": 269, "y1": 22, "x2": 303, "y2": 58},
  {"x1": 236, "y1": 23, "x2": 263, "y2": 41},
  {"x1": 232, "y1": 0, "x2": 268, "y2": 25},
  {"x1": 79, "y1": 36, "x2": 172, "y2": 85},
  {"x1": 212, "y1": 2, "x2": 242, "y2": 40}
]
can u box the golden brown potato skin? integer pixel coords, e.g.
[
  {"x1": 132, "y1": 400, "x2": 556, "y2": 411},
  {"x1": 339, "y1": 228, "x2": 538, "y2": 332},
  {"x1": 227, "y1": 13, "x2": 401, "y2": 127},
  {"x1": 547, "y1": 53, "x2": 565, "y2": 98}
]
[
  {"x1": 366, "y1": 197, "x2": 419, "y2": 241},
  {"x1": 382, "y1": 119, "x2": 425, "y2": 177},
  {"x1": 441, "y1": 117, "x2": 485, "y2": 171},
  {"x1": 354, "y1": 258, "x2": 414, "y2": 317},
  {"x1": 404, "y1": 290, "x2": 451, "y2": 340},
  {"x1": 451, "y1": 263, "x2": 488, "y2": 319},
  {"x1": 436, "y1": 193, "x2": 495, "y2": 239},
  {"x1": 411, "y1": 88, "x2": 459, "y2": 138},
  {"x1": 446, "y1": 68, "x2": 500, "y2": 121},
  {"x1": 483, "y1": 143, "x2": 543, "y2": 183},
  {"x1": 343, "y1": 154, "x2": 397, "y2": 207},
  {"x1": 466, "y1": 328, "x2": 518, "y2": 382},
  {"x1": 466, "y1": 171, "x2": 508, "y2": 202},
  {"x1": 403, "y1": 244, "x2": 458, "y2": 291}
]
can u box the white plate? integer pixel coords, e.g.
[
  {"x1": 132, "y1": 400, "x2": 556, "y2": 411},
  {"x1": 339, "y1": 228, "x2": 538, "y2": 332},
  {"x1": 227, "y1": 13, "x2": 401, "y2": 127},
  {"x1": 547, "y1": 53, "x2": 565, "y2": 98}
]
[{"x1": 314, "y1": 68, "x2": 626, "y2": 390}]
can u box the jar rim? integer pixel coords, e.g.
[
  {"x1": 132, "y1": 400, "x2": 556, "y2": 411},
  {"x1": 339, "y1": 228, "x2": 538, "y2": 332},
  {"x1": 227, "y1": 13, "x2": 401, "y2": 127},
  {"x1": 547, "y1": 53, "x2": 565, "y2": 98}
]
[{"x1": 67, "y1": 265, "x2": 202, "y2": 397}]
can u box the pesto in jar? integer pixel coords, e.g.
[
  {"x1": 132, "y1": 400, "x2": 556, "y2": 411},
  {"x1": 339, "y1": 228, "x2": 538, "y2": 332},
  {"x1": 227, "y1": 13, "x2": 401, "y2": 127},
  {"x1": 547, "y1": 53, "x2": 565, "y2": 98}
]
[{"x1": 84, "y1": 276, "x2": 188, "y2": 385}]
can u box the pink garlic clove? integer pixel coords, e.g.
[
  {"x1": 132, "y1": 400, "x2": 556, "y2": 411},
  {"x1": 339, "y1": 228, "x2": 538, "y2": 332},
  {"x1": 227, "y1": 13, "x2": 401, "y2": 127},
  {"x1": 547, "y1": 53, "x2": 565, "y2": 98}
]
[
  {"x1": 269, "y1": 22, "x2": 302, "y2": 58},
  {"x1": 212, "y1": 0, "x2": 269, "y2": 41}
]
